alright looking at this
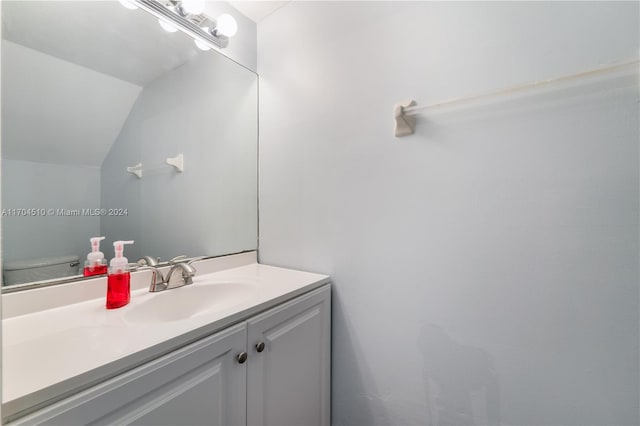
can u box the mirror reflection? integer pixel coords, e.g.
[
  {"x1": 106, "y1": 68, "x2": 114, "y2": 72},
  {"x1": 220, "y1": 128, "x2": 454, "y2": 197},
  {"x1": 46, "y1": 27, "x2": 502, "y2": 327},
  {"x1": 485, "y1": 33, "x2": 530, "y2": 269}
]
[{"x1": 1, "y1": 1, "x2": 258, "y2": 287}]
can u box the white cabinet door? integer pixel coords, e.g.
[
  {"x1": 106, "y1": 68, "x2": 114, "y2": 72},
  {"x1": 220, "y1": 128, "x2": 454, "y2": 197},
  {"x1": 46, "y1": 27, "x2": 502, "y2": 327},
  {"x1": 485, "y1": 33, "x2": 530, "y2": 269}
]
[
  {"x1": 246, "y1": 285, "x2": 331, "y2": 426},
  {"x1": 13, "y1": 324, "x2": 247, "y2": 426}
]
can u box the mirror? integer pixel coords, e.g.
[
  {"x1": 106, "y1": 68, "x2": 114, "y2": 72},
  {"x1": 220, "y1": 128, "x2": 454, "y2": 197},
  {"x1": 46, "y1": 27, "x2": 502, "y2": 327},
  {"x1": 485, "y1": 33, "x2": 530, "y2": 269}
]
[{"x1": 1, "y1": 1, "x2": 258, "y2": 288}]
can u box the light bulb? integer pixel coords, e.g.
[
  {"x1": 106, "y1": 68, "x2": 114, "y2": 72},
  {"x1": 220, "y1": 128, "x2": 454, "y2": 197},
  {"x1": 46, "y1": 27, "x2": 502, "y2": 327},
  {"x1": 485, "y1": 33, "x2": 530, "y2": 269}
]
[
  {"x1": 215, "y1": 13, "x2": 237, "y2": 37},
  {"x1": 194, "y1": 39, "x2": 211, "y2": 51},
  {"x1": 158, "y1": 18, "x2": 178, "y2": 33},
  {"x1": 181, "y1": 0, "x2": 205, "y2": 15},
  {"x1": 118, "y1": 0, "x2": 138, "y2": 10}
]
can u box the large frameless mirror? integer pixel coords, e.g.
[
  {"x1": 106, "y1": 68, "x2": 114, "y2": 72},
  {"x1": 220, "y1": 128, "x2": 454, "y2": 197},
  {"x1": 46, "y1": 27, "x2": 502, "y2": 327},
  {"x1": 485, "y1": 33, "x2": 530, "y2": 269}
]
[{"x1": 1, "y1": 0, "x2": 258, "y2": 290}]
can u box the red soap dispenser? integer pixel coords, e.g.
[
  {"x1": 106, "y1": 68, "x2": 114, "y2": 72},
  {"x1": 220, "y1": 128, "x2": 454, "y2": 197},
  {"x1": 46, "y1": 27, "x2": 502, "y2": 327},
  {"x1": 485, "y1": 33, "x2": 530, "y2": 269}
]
[
  {"x1": 84, "y1": 236, "x2": 107, "y2": 277},
  {"x1": 107, "y1": 240, "x2": 134, "y2": 309}
]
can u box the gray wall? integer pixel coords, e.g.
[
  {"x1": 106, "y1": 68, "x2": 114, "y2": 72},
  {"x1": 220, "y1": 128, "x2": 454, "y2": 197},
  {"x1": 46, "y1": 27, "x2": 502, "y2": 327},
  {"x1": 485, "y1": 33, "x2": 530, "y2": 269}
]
[
  {"x1": 1, "y1": 40, "x2": 141, "y2": 167},
  {"x1": 1, "y1": 159, "x2": 100, "y2": 262},
  {"x1": 101, "y1": 51, "x2": 258, "y2": 262},
  {"x1": 257, "y1": 2, "x2": 639, "y2": 425},
  {"x1": 0, "y1": 41, "x2": 139, "y2": 266}
]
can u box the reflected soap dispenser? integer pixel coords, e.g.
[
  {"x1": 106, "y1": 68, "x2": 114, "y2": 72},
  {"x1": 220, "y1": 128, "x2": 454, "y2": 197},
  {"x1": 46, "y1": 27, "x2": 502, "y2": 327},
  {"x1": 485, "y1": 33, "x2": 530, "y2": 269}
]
[
  {"x1": 84, "y1": 236, "x2": 107, "y2": 277},
  {"x1": 107, "y1": 240, "x2": 134, "y2": 309}
]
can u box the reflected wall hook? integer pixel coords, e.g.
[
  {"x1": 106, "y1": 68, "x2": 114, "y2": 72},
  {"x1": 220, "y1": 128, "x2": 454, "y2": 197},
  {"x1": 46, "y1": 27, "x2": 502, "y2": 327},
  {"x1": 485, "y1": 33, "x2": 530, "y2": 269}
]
[
  {"x1": 127, "y1": 163, "x2": 143, "y2": 178},
  {"x1": 166, "y1": 154, "x2": 184, "y2": 173},
  {"x1": 127, "y1": 154, "x2": 184, "y2": 178}
]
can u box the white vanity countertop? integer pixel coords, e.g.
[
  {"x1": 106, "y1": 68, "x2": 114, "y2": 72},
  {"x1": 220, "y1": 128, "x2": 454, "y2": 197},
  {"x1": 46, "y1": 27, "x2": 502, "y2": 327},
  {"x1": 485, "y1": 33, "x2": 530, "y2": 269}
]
[{"x1": 2, "y1": 254, "x2": 330, "y2": 420}]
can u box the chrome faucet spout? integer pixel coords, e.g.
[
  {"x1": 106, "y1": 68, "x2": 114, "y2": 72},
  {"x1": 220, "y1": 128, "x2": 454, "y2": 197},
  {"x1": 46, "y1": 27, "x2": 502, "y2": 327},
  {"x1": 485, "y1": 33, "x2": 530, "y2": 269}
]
[{"x1": 165, "y1": 262, "x2": 197, "y2": 288}]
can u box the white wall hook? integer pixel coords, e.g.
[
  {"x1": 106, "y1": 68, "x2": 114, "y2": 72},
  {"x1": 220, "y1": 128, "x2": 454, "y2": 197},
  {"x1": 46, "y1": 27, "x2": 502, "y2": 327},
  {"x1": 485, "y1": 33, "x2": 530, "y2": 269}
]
[
  {"x1": 394, "y1": 99, "x2": 416, "y2": 137},
  {"x1": 166, "y1": 154, "x2": 184, "y2": 172},
  {"x1": 127, "y1": 155, "x2": 183, "y2": 178},
  {"x1": 127, "y1": 163, "x2": 143, "y2": 178}
]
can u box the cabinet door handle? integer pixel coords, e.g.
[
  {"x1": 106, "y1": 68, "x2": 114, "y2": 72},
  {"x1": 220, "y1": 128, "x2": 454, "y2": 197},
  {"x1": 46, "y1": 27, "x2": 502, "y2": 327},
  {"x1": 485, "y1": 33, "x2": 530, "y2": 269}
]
[
  {"x1": 236, "y1": 352, "x2": 248, "y2": 364},
  {"x1": 255, "y1": 342, "x2": 266, "y2": 353}
]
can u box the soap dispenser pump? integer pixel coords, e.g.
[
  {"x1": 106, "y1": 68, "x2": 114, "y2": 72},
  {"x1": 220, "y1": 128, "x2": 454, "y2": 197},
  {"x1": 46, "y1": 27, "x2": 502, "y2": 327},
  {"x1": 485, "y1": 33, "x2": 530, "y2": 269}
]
[
  {"x1": 107, "y1": 240, "x2": 134, "y2": 309},
  {"x1": 84, "y1": 236, "x2": 107, "y2": 277}
]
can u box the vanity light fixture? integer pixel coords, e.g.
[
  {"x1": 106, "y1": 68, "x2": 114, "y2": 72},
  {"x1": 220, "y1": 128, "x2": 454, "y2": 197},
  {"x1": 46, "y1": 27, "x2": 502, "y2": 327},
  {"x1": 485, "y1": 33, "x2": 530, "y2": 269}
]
[
  {"x1": 213, "y1": 13, "x2": 238, "y2": 38},
  {"x1": 119, "y1": 0, "x2": 238, "y2": 50},
  {"x1": 177, "y1": 0, "x2": 205, "y2": 15}
]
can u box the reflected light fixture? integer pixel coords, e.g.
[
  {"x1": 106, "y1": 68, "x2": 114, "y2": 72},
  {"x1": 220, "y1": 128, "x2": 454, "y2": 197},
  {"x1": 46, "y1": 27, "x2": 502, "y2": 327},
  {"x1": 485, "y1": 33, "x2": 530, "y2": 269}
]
[
  {"x1": 194, "y1": 39, "x2": 211, "y2": 51},
  {"x1": 158, "y1": 17, "x2": 178, "y2": 32},
  {"x1": 179, "y1": 0, "x2": 205, "y2": 15},
  {"x1": 194, "y1": 27, "x2": 211, "y2": 51},
  {"x1": 119, "y1": 0, "x2": 239, "y2": 50}
]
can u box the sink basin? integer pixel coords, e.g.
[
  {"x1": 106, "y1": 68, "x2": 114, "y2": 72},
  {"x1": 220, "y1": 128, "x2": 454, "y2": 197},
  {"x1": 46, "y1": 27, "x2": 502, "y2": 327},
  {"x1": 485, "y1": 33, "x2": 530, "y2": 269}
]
[{"x1": 124, "y1": 282, "x2": 256, "y2": 323}]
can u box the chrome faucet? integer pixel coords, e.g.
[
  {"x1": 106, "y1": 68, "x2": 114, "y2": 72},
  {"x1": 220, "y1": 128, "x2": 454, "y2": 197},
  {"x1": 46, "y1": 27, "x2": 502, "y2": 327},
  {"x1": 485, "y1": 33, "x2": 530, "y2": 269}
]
[
  {"x1": 139, "y1": 255, "x2": 203, "y2": 292},
  {"x1": 165, "y1": 262, "x2": 197, "y2": 287}
]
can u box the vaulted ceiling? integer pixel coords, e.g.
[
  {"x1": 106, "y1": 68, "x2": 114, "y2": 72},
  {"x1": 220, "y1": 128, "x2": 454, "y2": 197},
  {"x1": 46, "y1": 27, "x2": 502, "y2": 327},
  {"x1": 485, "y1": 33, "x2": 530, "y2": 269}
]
[{"x1": 1, "y1": 1, "x2": 203, "y2": 167}]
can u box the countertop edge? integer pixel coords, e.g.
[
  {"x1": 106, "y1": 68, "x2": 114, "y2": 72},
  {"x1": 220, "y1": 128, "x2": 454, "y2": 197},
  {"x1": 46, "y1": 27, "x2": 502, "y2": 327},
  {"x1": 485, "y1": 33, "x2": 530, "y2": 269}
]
[
  {"x1": 3, "y1": 276, "x2": 331, "y2": 422},
  {"x1": 2, "y1": 251, "x2": 259, "y2": 319}
]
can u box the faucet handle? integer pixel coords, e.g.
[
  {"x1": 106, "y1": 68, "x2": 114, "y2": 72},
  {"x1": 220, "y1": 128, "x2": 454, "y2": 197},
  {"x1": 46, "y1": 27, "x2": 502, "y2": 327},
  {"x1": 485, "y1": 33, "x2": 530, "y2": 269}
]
[
  {"x1": 169, "y1": 255, "x2": 188, "y2": 265},
  {"x1": 138, "y1": 256, "x2": 161, "y2": 267}
]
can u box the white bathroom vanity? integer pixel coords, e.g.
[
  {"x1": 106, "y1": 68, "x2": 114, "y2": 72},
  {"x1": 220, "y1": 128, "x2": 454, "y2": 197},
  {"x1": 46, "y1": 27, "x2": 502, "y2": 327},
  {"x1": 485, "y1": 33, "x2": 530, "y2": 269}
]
[{"x1": 2, "y1": 252, "x2": 331, "y2": 425}]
